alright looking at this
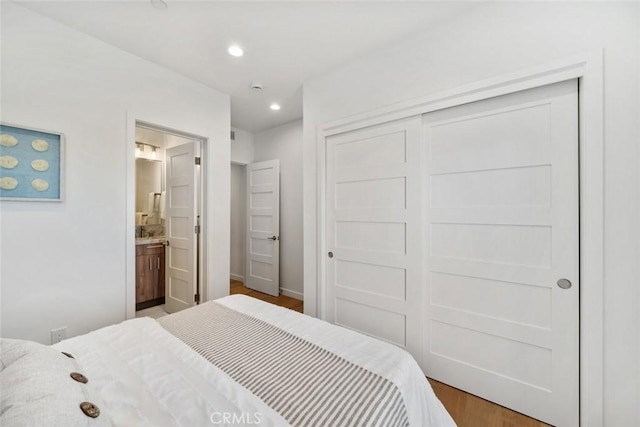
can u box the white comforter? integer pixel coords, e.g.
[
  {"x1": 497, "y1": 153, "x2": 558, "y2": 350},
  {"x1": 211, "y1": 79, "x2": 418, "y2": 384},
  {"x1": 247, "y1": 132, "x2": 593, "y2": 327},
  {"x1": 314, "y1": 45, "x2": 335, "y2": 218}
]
[{"x1": 54, "y1": 295, "x2": 455, "y2": 426}]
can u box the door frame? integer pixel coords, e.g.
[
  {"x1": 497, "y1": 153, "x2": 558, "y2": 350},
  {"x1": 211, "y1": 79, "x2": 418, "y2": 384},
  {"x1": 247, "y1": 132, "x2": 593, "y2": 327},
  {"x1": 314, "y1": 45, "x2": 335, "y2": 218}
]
[
  {"x1": 126, "y1": 117, "x2": 208, "y2": 318},
  {"x1": 312, "y1": 50, "x2": 604, "y2": 426}
]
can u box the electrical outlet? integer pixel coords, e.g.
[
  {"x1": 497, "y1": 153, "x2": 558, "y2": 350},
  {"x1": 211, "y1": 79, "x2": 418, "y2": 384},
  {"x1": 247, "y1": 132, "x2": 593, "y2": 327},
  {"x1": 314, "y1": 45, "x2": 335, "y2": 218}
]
[{"x1": 51, "y1": 327, "x2": 67, "y2": 344}]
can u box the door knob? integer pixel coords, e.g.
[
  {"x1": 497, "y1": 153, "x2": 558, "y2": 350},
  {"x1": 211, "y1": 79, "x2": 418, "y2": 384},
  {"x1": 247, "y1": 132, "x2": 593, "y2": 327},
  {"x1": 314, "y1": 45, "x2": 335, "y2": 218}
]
[
  {"x1": 328, "y1": 252, "x2": 334, "y2": 258},
  {"x1": 267, "y1": 236, "x2": 277, "y2": 241},
  {"x1": 557, "y1": 278, "x2": 572, "y2": 289}
]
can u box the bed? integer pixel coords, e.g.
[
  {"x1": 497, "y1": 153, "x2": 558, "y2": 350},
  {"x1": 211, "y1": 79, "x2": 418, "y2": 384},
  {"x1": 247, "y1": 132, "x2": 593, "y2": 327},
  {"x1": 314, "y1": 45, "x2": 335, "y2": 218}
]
[{"x1": 0, "y1": 295, "x2": 455, "y2": 426}]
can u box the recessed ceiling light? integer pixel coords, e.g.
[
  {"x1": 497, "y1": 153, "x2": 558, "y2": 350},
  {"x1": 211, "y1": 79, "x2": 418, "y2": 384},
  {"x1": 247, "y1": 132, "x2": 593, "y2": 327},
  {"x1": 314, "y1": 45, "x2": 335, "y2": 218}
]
[
  {"x1": 270, "y1": 103, "x2": 281, "y2": 111},
  {"x1": 150, "y1": 0, "x2": 168, "y2": 10},
  {"x1": 228, "y1": 45, "x2": 244, "y2": 57}
]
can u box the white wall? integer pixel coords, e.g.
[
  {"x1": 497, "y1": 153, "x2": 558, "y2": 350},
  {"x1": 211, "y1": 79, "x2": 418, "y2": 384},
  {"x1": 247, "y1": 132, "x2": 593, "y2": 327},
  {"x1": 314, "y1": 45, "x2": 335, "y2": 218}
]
[
  {"x1": 230, "y1": 163, "x2": 246, "y2": 281},
  {"x1": 303, "y1": 2, "x2": 639, "y2": 425},
  {"x1": 0, "y1": 3, "x2": 231, "y2": 343},
  {"x1": 255, "y1": 120, "x2": 304, "y2": 299},
  {"x1": 230, "y1": 127, "x2": 255, "y2": 165},
  {"x1": 164, "y1": 133, "x2": 196, "y2": 150}
]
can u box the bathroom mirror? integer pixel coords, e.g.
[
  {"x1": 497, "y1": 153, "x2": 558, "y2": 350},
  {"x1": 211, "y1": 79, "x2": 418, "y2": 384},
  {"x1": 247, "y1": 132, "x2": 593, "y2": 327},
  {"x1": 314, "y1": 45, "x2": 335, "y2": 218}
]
[{"x1": 135, "y1": 157, "x2": 163, "y2": 225}]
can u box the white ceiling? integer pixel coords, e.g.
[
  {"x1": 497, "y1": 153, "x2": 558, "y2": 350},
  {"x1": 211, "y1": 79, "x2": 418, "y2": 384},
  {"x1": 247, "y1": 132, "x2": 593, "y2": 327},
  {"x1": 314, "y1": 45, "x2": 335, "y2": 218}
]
[{"x1": 17, "y1": 1, "x2": 476, "y2": 133}]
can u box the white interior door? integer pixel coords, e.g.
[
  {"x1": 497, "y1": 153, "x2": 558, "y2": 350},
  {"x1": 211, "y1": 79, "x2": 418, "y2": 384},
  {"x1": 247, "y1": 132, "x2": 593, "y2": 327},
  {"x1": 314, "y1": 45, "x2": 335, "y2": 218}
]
[
  {"x1": 422, "y1": 80, "x2": 579, "y2": 426},
  {"x1": 164, "y1": 141, "x2": 197, "y2": 313},
  {"x1": 325, "y1": 116, "x2": 423, "y2": 358},
  {"x1": 245, "y1": 160, "x2": 280, "y2": 296}
]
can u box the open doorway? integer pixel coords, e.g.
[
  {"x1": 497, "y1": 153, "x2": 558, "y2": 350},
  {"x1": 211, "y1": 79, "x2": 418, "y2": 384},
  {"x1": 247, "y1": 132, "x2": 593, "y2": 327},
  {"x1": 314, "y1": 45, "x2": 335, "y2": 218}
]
[
  {"x1": 133, "y1": 122, "x2": 205, "y2": 319},
  {"x1": 230, "y1": 159, "x2": 282, "y2": 296},
  {"x1": 229, "y1": 158, "x2": 302, "y2": 312},
  {"x1": 230, "y1": 162, "x2": 247, "y2": 287}
]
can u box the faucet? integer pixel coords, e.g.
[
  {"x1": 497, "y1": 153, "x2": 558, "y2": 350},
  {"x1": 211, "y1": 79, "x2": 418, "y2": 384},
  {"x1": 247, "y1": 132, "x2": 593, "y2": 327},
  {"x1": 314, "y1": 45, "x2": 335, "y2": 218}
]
[{"x1": 136, "y1": 214, "x2": 150, "y2": 238}]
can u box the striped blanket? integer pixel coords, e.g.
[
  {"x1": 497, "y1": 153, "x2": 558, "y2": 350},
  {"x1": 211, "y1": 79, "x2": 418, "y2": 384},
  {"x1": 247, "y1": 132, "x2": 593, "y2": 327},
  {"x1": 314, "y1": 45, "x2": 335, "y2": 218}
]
[{"x1": 159, "y1": 301, "x2": 410, "y2": 427}]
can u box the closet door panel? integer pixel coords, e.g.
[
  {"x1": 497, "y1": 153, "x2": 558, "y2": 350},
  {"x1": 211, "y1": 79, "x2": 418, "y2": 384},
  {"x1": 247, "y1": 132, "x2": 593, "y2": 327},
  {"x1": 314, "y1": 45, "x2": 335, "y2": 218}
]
[
  {"x1": 325, "y1": 116, "x2": 422, "y2": 358},
  {"x1": 423, "y1": 80, "x2": 579, "y2": 427}
]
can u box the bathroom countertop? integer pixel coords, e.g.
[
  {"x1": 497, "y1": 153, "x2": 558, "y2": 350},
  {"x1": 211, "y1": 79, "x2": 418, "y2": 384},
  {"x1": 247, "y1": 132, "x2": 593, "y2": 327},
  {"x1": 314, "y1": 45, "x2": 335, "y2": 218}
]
[{"x1": 135, "y1": 237, "x2": 166, "y2": 245}]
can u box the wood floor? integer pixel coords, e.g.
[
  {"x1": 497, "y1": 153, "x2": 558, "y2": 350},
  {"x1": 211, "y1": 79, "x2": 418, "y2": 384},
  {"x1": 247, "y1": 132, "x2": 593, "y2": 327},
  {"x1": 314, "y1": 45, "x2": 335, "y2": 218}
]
[
  {"x1": 428, "y1": 379, "x2": 551, "y2": 427},
  {"x1": 230, "y1": 279, "x2": 303, "y2": 313},
  {"x1": 229, "y1": 279, "x2": 550, "y2": 427}
]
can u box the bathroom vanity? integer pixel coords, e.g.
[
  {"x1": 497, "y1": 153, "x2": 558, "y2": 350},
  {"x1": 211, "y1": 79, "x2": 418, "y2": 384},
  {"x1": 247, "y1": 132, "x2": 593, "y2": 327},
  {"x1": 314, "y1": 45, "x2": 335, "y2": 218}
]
[{"x1": 135, "y1": 239, "x2": 166, "y2": 311}]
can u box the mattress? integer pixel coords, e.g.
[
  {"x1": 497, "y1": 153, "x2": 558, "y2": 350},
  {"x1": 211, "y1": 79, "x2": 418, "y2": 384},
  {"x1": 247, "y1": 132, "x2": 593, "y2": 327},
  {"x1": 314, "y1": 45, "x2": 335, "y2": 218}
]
[{"x1": 52, "y1": 295, "x2": 455, "y2": 426}]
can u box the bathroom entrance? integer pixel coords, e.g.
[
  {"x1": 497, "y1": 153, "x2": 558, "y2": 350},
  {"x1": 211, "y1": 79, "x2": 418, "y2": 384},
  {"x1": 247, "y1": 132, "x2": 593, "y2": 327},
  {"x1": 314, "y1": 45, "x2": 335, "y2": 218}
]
[{"x1": 134, "y1": 123, "x2": 204, "y2": 317}]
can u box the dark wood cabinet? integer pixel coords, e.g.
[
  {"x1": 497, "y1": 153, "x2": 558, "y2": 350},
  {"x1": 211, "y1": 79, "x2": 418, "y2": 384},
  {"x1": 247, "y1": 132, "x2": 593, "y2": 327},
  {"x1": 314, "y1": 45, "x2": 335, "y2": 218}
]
[{"x1": 136, "y1": 243, "x2": 165, "y2": 310}]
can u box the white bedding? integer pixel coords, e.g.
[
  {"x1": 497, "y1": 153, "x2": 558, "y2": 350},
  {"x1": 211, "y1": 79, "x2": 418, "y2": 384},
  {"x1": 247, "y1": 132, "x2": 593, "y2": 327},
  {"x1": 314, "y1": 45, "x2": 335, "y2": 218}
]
[{"x1": 54, "y1": 295, "x2": 455, "y2": 426}]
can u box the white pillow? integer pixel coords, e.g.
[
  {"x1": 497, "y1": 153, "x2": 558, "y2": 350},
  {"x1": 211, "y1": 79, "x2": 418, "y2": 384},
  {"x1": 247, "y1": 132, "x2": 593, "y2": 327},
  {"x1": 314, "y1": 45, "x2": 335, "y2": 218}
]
[{"x1": 0, "y1": 339, "x2": 111, "y2": 426}]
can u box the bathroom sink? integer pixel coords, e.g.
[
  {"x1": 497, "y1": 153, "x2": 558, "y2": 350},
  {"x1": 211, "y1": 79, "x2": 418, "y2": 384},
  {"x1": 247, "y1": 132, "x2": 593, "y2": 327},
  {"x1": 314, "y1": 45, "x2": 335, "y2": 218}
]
[{"x1": 135, "y1": 236, "x2": 166, "y2": 245}]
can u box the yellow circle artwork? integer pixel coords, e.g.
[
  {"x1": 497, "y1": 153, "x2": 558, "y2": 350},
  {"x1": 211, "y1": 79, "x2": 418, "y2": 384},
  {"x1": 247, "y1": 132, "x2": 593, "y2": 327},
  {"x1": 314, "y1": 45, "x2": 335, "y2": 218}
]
[
  {"x1": 31, "y1": 159, "x2": 50, "y2": 172},
  {"x1": 31, "y1": 139, "x2": 49, "y2": 152},
  {"x1": 0, "y1": 177, "x2": 18, "y2": 190},
  {"x1": 0, "y1": 134, "x2": 18, "y2": 147},
  {"x1": 0, "y1": 155, "x2": 19, "y2": 169},
  {"x1": 31, "y1": 178, "x2": 49, "y2": 192}
]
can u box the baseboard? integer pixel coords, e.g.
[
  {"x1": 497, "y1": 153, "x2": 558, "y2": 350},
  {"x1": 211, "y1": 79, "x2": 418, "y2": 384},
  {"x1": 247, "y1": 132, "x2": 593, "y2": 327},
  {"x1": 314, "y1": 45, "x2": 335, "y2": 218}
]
[
  {"x1": 230, "y1": 274, "x2": 244, "y2": 282},
  {"x1": 136, "y1": 297, "x2": 165, "y2": 312},
  {"x1": 280, "y1": 287, "x2": 303, "y2": 300}
]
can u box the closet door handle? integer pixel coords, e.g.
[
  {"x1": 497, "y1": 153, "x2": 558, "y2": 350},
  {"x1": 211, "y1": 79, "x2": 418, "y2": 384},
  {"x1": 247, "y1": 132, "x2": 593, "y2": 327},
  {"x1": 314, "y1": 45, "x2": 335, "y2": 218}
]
[
  {"x1": 156, "y1": 257, "x2": 160, "y2": 270},
  {"x1": 149, "y1": 258, "x2": 152, "y2": 270}
]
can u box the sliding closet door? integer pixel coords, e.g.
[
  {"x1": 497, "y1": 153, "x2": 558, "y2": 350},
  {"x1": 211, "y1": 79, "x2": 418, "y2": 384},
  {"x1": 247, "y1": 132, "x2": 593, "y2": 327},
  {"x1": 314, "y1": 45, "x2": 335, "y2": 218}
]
[
  {"x1": 422, "y1": 80, "x2": 579, "y2": 426},
  {"x1": 325, "y1": 116, "x2": 422, "y2": 359}
]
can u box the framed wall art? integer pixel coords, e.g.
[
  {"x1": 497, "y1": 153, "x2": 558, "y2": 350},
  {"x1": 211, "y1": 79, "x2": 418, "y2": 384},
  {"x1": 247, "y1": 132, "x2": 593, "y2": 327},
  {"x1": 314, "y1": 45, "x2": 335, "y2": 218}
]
[{"x1": 0, "y1": 123, "x2": 64, "y2": 202}]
